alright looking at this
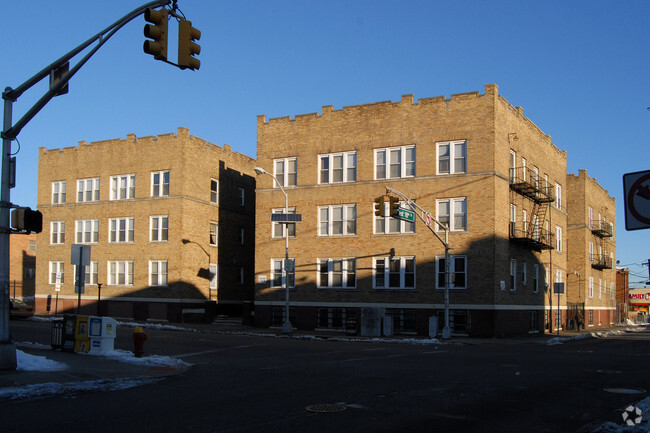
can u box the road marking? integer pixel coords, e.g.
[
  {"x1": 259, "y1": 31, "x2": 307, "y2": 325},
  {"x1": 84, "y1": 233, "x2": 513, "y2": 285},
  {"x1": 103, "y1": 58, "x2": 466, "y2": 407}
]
[{"x1": 172, "y1": 348, "x2": 225, "y2": 359}]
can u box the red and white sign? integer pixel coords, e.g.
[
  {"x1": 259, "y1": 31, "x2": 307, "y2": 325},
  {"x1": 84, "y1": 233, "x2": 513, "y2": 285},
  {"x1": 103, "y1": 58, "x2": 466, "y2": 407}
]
[
  {"x1": 629, "y1": 289, "x2": 650, "y2": 304},
  {"x1": 425, "y1": 212, "x2": 432, "y2": 227}
]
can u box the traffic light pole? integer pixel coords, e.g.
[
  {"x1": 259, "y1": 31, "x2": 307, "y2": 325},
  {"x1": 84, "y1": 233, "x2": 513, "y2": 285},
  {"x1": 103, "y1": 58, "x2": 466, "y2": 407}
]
[
  {"x1": 385, "y1": 186, "x2": 453, "y2": 340},
  {"x1": 0, "y1": 0, "x2": 174, "y2": 370}
]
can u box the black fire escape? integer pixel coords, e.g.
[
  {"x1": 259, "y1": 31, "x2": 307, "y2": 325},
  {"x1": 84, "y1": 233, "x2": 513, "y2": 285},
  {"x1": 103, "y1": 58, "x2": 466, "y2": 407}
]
[
  {"x1": 509, "y1": 166, "x2": 555, "y2": 252},
  {"x1": 591, "y1": 220, "x2": 613, "y2": 270}
]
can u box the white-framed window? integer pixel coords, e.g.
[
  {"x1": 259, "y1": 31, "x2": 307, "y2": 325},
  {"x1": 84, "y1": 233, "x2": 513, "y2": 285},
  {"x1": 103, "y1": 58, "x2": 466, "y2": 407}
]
[
  {"x1": 238, "y1": 227, "x2": 245, "y2": 245},
  {"x1": 52, "y1": 181, "x2": 66, "y2": 204},
  {"x1": 110, "y1": 174, "x2": 135, "y2": 200},
  {"x1": 521, "y1": 157, "x2": 527, "y2": 181},
  {"x1": 74, "y1": 261, "x2": 98, "y2": 285},
  {"x1": 532, "y1": 166, "x2": 539, "y2": 189},
  {"x1": 436, "y1": 255, "x2": 467, "y2": 289},
  {"x1": 109, "y1": 217, "x2": 134, "y2": 243},
  {"x1": 238, "y1": 187, "x2": 245, "y2": 206},
  {"x1": 107, "y1": 260, "x2": 133, "y2": 286},
  {"x1": 375, "y1": 145, "x2": 416, "y2": 179},
  {"x1": 589, "y1": 242, "x2": 594, "y2": 262},
  {"x1": 509, "y1": 150, "x2": 516, "y2": 181},
  {"x1": 271, "y1": 258, "x2": 295, "y2": 288},
  {"x1": 533, "y1": 264, "x2": 539, "y2": 293},
  {"x1": 374, "y1": 257, "x2": 415, "y2": 289},
  {"x1": 522, "y1": 210, "x2": 528, "y2": 235},
  {"x1": 50, "y1": 221, "x2": 65, "y2": 244},
  {"x1": 49, "y1": 261, "x2": 64, "y2": 284},
  {"x1": 589, "y1": 277, "x2": 594, "y2": 298},
  {"x1": 318, "y1": 258, "x2": 356, "y2": 288},
  {"x1": 210, "y1": 222, "x2": 218, "y2": 246},
  {"x1": 319, "y1": 204, "x2": 356, "y2": 236},
  {"x1": 510, "y1": 259, "x2": 517, "y2": 291},
  {"x1": 588, "y1": 206, "x2": 594, "y2": 228},
  {"x1": 555, "y1": 183, "x2": 562, "y2": 210},
  {"x1": 375, "y1": 201, "x2": 415, "y2": 234},
  {"x1": 149, "y1": 260, "x2": 168, "y2": 286},
  {"x1": 210, "y1": 179, "x2": 219, "y2": 204},
  {"x1": 274, "y1": 157, "x2": 297, "y2": 187},
  {"x1": 319, "y1": 152, "x2": 357, "y2": 184},
  {"x1": 75, "y1": 219, "x2": 99, "y2": 244},
  {"x1": 272, "y1": 208, "x2": 296, "y2": 238},
  {"x1": 437, "y1": 140, "x2": 466, "y2": 175},
  {"x1": 523, "y1": 261, "x2": 527, "y2": 285},
  {"x1": 610, "y1": 282, "x2": 615, "y2": 300},
  {"x1": 437, "y1": 198, "x2": 467, "y2": 231},
  {"x1": 598, "y1": 279, "x2": 602, "y2": 299},
  {"x1": 209, "y1": 264, "x2": 218, "y2": 289},
  {"x1": 151, "y1": 170, "x2": 169, "y2": 197},
  {"x1": 555, "y1": 226, "x2": 562, "y2": 252},
  {"x1": 77, "y1": 178, "x2": 100, "y2": 202},
  {"x1": 150, "y1": 216, "x2": 168, "y2": 242}
]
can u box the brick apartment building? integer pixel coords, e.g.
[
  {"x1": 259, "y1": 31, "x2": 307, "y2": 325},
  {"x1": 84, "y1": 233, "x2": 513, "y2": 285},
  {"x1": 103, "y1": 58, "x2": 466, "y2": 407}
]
[
  {"x1": 9, "y1": 233, "x2": 37, "y2": 302},
  {"x1": 566, "y1": 169, "x2": 617, "y2": 328},
  {"x1": 254, "y1": 84, "x2": 615, "y2": 338},
  {"x1": 35, "y1": 127, "x2": 256, "y2": 321}
]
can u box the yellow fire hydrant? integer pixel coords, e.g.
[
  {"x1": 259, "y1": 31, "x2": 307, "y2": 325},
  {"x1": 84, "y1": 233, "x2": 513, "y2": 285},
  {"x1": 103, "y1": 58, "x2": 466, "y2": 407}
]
[{"x1": 132, "y1": 326, "x2": 147, "y2": 358}]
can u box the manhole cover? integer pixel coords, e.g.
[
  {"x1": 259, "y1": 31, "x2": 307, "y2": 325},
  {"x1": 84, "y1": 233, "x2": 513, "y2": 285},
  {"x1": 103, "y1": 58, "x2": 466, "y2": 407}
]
[
  {"x1": 603, "y1": 387, "x2": 646, "y2": 394},
  {"x1": 305, "y1": 404, "x2": 347, "y2": 413}
]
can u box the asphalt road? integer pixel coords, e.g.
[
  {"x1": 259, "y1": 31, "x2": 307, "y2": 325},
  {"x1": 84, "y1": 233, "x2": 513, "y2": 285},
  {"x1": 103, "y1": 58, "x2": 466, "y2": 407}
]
[{"x1": 4, "y1": 321, "x2": 649, "y2": 433}]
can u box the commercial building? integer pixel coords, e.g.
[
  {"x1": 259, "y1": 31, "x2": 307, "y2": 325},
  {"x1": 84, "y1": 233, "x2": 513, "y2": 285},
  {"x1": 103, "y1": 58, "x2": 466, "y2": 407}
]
[
  {"x1": 9, "y1": 233, "x2": 37, "y2": 302},
  {"x1": 35, "y1": 127, "x2": 256, "y2": 321},
  {"x1": 254, "y1": 84, "x2": 615, "y2": 337}
]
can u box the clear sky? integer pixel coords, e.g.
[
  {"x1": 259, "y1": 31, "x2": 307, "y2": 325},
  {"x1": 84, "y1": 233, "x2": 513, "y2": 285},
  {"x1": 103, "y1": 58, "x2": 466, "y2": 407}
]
[{"x1": 2, "y1": 1, "x2": 649, "y2": 286}]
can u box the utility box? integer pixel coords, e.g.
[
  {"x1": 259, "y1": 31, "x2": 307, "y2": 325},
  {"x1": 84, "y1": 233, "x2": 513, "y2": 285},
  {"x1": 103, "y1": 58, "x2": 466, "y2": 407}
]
[
  {"x1": 88, "y1": 316, "x2": 117, "y2": 355},
  {"x1": 74, "y1": 315, "x2": 90, "y2": 353}
]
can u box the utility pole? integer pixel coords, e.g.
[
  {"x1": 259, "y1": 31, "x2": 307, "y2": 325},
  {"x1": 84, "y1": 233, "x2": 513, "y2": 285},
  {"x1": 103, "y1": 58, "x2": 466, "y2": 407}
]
[
  {"x1": 385, "y1": 187, "x2": 453, "y2": 340},
  {"x1": 1, "y1": 0, "x2": 201, "y2": 370}
]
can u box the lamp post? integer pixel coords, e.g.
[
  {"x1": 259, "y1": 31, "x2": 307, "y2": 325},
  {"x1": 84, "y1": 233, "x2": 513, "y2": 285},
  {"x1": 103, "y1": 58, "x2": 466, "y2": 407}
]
[
  {"x1": 181, "y1": 239, "x2": 212, "y2": 300},
  {"x1": 254, "y1": 166, "x2": 292, "y2": 334}
]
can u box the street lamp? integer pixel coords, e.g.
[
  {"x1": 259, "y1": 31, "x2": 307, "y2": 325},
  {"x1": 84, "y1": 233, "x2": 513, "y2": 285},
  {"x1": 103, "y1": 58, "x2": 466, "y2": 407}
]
[
  {"x1": 254, "y1": 166, "x2": 292, "y2": 334},
  {"x1": 181, "y1": 239, "x2": 213, "y2": 300}
]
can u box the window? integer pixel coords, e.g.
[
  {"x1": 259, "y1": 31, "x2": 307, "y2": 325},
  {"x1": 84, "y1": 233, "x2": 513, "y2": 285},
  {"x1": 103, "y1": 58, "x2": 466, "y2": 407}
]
[
  {"x1": 437, "y1": 140, "x2": 466, "y2": 175},
  {"x1": 510, "y1": 259, "x2": 517, "y2": 291},
  {"x1": 238, "y1": 187, "x2": 245, "y2": 206},
  {"x1": 588, "y1": 207, "x2": 594, "y2": 228},
  {"x1": 529, "y1": 310, "x2": 539, "y2": 332},
  {"x1": 210, "y1": 179, "x2": 219, "y2": 204},
  {"x1": 523, "y1": 261, "x2": 527, "y2": 285},
  {"x1": 239, "y1": 267, "x2": 245, "y2": 285},
  {"x1": 109, "y1": 218, "x2": 134, "y2": 243},
  {"x1": 598, "y1": 279, "x2": 602, "y2": 299},
  {"x1": 522, "y1": 210, "x2": 528, "y2": 235},
  {"x1": 437, "y1": 198, "x2": 467, "y2": 231},
  {"x1": 52, "y1": 181, "x2": 66, "y2": 204},
  {"x1": 555, "y1": 183, "x2": 562, "y2": 209},
  {"x1": 318, "y1": 258, "x2": 356, "y2": 288},
  {"x1": 589, "y1": 242, "x2": 594, "y2": 262},
  {"x1": 108, "y1": 261, "x2": 133, "y2": 286},
  {"x1": 271, "y1": 259, "x2": 295, "y2": 288},
  {"x1": 375, "y1": 201, "x2": 414, "y2": 234},
  {"x1": 274, "y1": 158, "x2": 297, "y2": 187},
  {"x1": 74, "y1": 261, "x2": 98, "y2": 285},
  {"x1": 319, "y1": 204, "x2": 356, "y2": 236},
  {"x1": 374, "y1": 257, "x2": 415, "y2": 289},
  {"x1": 532, "y1": 166, "x2": 539, "y2": 189},
  {"x1": 272, "y1": 208, "x2": 296, "y2": 238},
  {"x1": 150, "y1": 216, "x2": 168, "y2": 242},
  {"x1": 210, "y1": 222, "x2": 218, "y2": 246},
  {"x1": 151, "y1": 171, "x2": 169, "y2": 197},
  {"x1": 436, "y1": 256, "x2": 467, "y2": 289},
  {"x1": 29, "y1": 240, "x2": 36, "y2": 252},
  {"x1": 50, "y1": 221, "x2": 65, "y2": 244},
  {"x1": 209, "y1": 264, "x2": 218, "y2": 289},
  {"x1": 49, "y1": 261, "x2": 64, "y2": 284},
  {"x1": 375, "y1": 145, "x2": 416, "y2": 179},
  {"x1": 509, "y1": 150, "x2": 516, "y2": 181},
  {"x1": 75, "y1": 219, "x2": 99, "y2": 244},
  {"x1": 533, "y1": 264, "x2": 539, "y2": 293},
  {"x1": 610, "y1": 282, "x2": 615, "y2": 300},
  {"x1": 110, "y1": 175, "x2": 135, "y2": 200},
  {"x1": 77, "y1": 178, "x2": 100, "y2": 202},
  {"x1": 319, "y1": 152, "x2": 356, "y2": 183},
  {"x1": 521, "y1": 157, "x2": 527, "y2": 181},
  {"x1": 149, "y1": 260, "x2": 168, "y2": 286},
  {"x1": 589, "y1": 277, "x2": 594, "y2": 298},
  {"x1": 238, "y1": 227, "x2": 245, "y2": 245},
  {"x1": 556, "y1": 226, "x2": 562, "y2": 252}
]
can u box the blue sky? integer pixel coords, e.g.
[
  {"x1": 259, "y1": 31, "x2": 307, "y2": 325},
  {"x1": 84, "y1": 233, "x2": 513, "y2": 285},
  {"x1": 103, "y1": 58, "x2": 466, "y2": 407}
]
[{"x1": 2, "y1": 1, "x2": 649, "y2": 286}]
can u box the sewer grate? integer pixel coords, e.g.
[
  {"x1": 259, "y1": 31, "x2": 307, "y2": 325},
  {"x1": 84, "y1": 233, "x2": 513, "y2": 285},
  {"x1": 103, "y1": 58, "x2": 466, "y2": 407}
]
[{"x1": 305, "y1": 404, "x2": 347, "y2": 413}]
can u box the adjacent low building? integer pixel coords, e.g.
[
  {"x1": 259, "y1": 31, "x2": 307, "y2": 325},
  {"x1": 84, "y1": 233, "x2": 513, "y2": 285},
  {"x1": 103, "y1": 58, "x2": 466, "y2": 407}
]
[{"x1": 35, "y1": 127, "x2": 256, "y2": 321}]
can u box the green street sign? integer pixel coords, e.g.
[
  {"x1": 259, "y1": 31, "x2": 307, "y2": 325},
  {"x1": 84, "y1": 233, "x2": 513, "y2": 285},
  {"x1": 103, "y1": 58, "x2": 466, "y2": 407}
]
[{"x1": 396, "y1": 208, "x2": 415, "y2": 222}]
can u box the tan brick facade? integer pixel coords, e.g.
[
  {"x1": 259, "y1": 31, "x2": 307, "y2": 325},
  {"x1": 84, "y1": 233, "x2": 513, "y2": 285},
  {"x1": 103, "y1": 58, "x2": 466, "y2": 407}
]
[
  {"x1": 255, "y1": 84, "x2": 612, "y2": 337},
  {"x1": 9, "y1": 233, "x2": 36, "y2": 302},
  {"x1": 35, "y1": 127, "x2": 256, "y2": 321}
]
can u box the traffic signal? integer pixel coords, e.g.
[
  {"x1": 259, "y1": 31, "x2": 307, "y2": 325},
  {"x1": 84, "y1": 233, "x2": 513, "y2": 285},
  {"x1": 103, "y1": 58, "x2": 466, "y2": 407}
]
[
  {"x1": 143, "y1": 8, "x2": 168, "y2": 60},
  {"x1": 11, "y1": 208, "x2": 43, "y2": 233},
  {"x1": 374, "y1": 196, "x2": 385, "y2": 217},
  {"x1": 389, "y1": 196, "x2": 400, "y2": 218},
  {"x1": 178, "y1": 19, "x2": 201, "y2": 70}
]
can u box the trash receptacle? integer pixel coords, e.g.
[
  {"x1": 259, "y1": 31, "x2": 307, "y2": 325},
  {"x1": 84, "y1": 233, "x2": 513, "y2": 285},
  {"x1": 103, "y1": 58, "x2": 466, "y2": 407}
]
[{"x1": 51, "y1": 320, "x2": 64, "y2": 349}]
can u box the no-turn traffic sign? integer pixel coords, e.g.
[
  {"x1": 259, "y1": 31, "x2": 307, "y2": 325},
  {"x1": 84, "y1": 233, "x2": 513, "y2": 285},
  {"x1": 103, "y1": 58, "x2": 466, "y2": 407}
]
[{"x1": 623, "y1": 170, "x2": 650, "y2": 231}]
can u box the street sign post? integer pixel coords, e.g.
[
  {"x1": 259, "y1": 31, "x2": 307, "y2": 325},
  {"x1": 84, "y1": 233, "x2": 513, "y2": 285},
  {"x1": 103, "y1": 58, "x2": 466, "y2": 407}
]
[
  {"x1": 623, "y1": 170, "x2": 650, "y2": 231},
  {"x1": 270, "y1": 213, "x2": 303, "y2": 223}
]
